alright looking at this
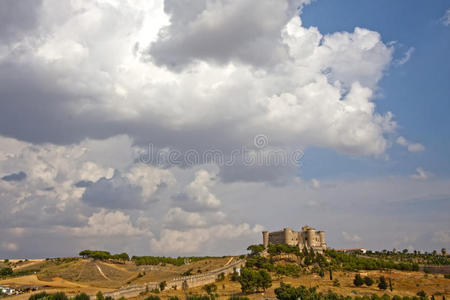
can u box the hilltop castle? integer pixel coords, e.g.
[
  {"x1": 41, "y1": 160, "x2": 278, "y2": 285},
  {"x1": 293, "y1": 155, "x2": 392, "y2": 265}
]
[{"x1": 262, "y1": 225, "x2": 327, "y2": 253}]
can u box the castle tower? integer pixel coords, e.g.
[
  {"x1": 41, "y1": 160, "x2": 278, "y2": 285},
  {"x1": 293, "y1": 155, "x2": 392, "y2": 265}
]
[
  {"x1": 318, "y1": 231, "x2": 325, "y2": 247},
  {"x1": 262, "y1": 231, "x2": 269, "y2": 248},
  {"x1": 306, "y1": 227, "x2": 315, "y2": 248}
]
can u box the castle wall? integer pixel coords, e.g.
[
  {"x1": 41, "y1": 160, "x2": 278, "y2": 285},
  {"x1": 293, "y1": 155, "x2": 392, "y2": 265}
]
[{"x1": 103, "y1": 260, "x2": 245, "y2": 299}]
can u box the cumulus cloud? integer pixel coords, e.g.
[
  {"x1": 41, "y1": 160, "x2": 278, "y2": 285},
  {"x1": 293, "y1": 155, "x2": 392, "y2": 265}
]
[
  {"x1": 342, "y1": 231, "x2": 362, "y2": 242},
  {"x1": 1, "y1": 242, "x2": 18, "y2": 252},
  {"x1": 396, "y1": 136, "x2": 425, "y2": 152},
  {"x1": 432, "y1": 231, "x2": 450, "y2": 243},
  {"x1": 441, "y1": 9, "x2": 450, "y2": 26},
  {"x1": 72, "y1": 209, "x2": 147, "y2": 237},
  {"x1": 150, "y1": 223, "x2": 263, "y2": 254},
  {"x1": 173, "y1": 169, "x2": 221, "y2": 211},
  {"x1": 411, "y1": 167, "x2": 433, "y2": 180},
  {"x1": 0, "y1": 0, "x2": 395, "y2": 163},
  {"x1": 148, "y1": 0, "x2": 309, "y2": 69},
  {"x1": 311, "y1": 178, "x2": 320, "y2": 189}
]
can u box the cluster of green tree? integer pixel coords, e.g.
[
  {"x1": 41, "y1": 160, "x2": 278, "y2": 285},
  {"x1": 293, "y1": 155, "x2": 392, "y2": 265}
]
[
  {"x1": 353, "y1": 274, "x2": 374, "y2": 287},
  {"x1": 238, "y1": 268, "x2": 272, "y2": 293},
  {"x1": 0, "y1": 267, "x2": 40, "y2": 279},
  {"x1": 364, "y1": 249, "x2": 449, "y2": 266},
  {"x1": 326, "y1": 250, "x2": 419, "y2": 271},
  {"x1": 275, "y1": 283, "x2": 435, "y2": 300},
  {"x1": 29, "y1": 292, "x2": 98, "y2": 300},
  {"x1": 79, "y1": 250, "x2": 130, "y2": 261},
  {"x1": 132, "y1": 256, "x2": 211, "y2": 266},
  {"x1": 0, "y1": 267, "x2": 13, "y2": 276}
]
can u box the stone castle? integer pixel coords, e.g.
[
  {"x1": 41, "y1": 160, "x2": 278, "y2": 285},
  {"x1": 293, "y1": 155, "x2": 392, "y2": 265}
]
[{"x1": 262, "y1": 225, "x2": 327, "y2": 253}]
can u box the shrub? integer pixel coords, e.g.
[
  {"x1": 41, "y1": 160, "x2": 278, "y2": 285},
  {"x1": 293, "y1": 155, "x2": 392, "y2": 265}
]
[
  {"x1": 378, "y1": 276, "x2": 388, "y2": 290},
  {"x1": 29, "y1": 292, "x2": 49, "y2": 300},
  {"x1": 364, "y1": 276, "x2": 374, "y2": 286},
  {"x1": 354, "y1": 274, "x2": 364, "y2": 287},
  {"x1": 73, "y1": 293, "x2": 90, "y2": 300},
  {"x1": 96, "y1": 292, "x2": 104, "y2": 300},
  {"x1": 145, "y1": 296, "x2": 160, "y2": 300}
]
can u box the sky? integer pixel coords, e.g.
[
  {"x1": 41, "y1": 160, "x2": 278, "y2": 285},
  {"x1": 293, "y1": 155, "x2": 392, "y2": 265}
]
[{"x1": 0, "y1": 0, "x2": 449, "y2": 259}]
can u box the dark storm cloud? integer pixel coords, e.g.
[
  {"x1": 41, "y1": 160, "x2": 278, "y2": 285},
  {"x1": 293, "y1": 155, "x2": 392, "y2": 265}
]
[
  {"x1": 0, "y1": 0, "x2": 42, "y2": 42},
  {"x1": 81, "y1": 171, "x2": 145, "y2": 210},
  {"x1": 1, "y1": 171, "x2": 26, "y2": 182},
  {"x1": 74, "y1": 180, "x2": 93, "y2": 188},
  {"x1": 148, "y1": 0, "x2": 300, "y2": 70}
]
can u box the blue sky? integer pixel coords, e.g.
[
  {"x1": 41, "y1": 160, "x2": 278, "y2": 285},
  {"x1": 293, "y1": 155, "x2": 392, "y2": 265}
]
[{"x1": 301, "y1": 0, "x2": 450, "y2": 180}]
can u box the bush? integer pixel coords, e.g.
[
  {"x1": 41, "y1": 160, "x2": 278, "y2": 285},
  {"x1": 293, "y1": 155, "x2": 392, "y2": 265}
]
[
  {"x1": 444, "y1": 274, "x2": 450, "y2": 279},
  {"x1": 354, "y1": 274, "x2": 364, "y2": 287},
  {"x1": 378, "y1": 276, "x2": 388, "y2": 290},
  {"x1": 145, "y1": 296, "x2": 160, "y2": 300},
  {"x1": 96, "y1": 291, "x2": 104, "y2": 300},
  {"x1": 0, "y1": 267, "x2": 13, "y2": 276},
  {"x1": 52, "y1": 292, "x2": 69, "y2": 300},
  {"x1": 364, "y1": 276, "x2": 374, "y2": 286},
  {"x1": 416, "y1": 291, "x2": 427, "y2": 299},
  {"x1": 29, "y1": 292, "x2": 49, "y2": 300},
  {"x1": 203, "y1": 283, "x2": 218, "y2": 295},
  {"x1": 74, "y1": 293, "x2": 90, "y2": 300}
]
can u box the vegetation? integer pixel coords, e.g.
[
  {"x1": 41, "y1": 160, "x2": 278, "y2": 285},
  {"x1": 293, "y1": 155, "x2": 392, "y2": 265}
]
[
  {"x1": 79, "y1": 250, "x2": 130, "y2": 261},
  {"x1": 378, "y1": 276, "x2": 388, "y2": 290},
  {"x1": 274, "y1": 282, "x2": 436, "y2": 300},
  {"x1": 326, "y1": 250, "x2": 419, "y2": 272},
  {"x1": 202, "y1": 283, "x2": 218, "y2": 295},
  {"x1": 132, "y1": 256, "x2": 211, "y2": 266},
  {"x1": 238, "y1": 268, "x2": 272, "y2": 293},
  {"x1": 353, "y1": 274, "x2": 364, "y2": 287},
  {"x1": 364, "y1": 249, "x2": 450, "y2": 266}
]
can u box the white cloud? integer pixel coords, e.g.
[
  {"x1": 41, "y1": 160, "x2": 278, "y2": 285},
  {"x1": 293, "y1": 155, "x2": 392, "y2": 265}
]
[
  {"x1": 1, "y1": 242, "x2": 18, "y2": 252},
  {"x1": 441, "y1": 9, "x2": 450, "y2": 26},
  {"x1": 396, "y1": 136, "x2": 425, "y2": 152},
  {"x1": 0, "y1": 0, "x2": 396, "y2": 160},
  {"x1": 311, "y1": 178, "x2": 320, "y2": 189},
  {"x1": 150, "y1": 223, "x2": 263, "y2": 254},
  {"x1": 411, "y1": 167, "x2": 433, "y2": 180},
  {"x1": 394, "y1": 47, "x2": 415, "y2": 66},
  {"x1": 164, "y1": 207, "x2": 207, "y2": 228},
  {"x1": 72, "y1": 209, "x2": 147, "y2": 237},
  {"x1": 432, "y1": 231, "x2": 450, "y2": 243},
  {"x1": 342, "y1": 231, "x2": 361, "y2": 242}
]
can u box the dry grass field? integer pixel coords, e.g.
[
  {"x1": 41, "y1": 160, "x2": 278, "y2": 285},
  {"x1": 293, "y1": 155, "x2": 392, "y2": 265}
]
[
  {"x1": 130, "y1": 270, "x2": 450, "y2": 300},
  {"x1": 2, "y1": 257, "x2": 449, "y2": 300}
]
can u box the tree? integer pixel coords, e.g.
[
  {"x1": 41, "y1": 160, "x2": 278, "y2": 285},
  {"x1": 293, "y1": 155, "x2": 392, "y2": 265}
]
[
  {"x1": 442, "y1": 248, "x2": 447, "y2": 256},
  {"x1": 354, "y1": 274, "x2": 364, "y2": 287},
  {"x1": 96, "y1": 291, "x2": 104, "y2": 300},
  {"x1": 239, "y1": 268, "x2": 257, "y2": 293},
  {"x1": 417, "y1": 291, "x2": 427, "y2": 299},
  {"x1": 364, "y1": 276, "x2": 374, "y2": 286},
  {"x1": 329, "y1": 268, "x2": 333, "y2": 280},
  {"x1": 159, "y1": 281, "x2": 167, "y2": 291},
  {"x1": 74, "y1": 293, "x2": 90, "y2": 300},
  {"x1": 0, "y1": 267, "x2": 13, "y2": 276},
  {"x1": 52, "y1": 292, "x2": 69, "y2": 300},
  {"x1": 182, "y1": 280, "x2": 189, "y2": 291},
  {"x1": 389, "y1": 278, "x2": 393, "y2": 292},
  {"x1": 378, "y1": 276, "x2": 388, "y2": 290},
  {"x1": 257, "y1": 270, "x2": 272, "y2": 291},
  {"x1": 203, "y1": 283, "x2": 217, "y2": 295},
  {"x1": 247, "y1": 245, "x2": 265, "y2": 255}
]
